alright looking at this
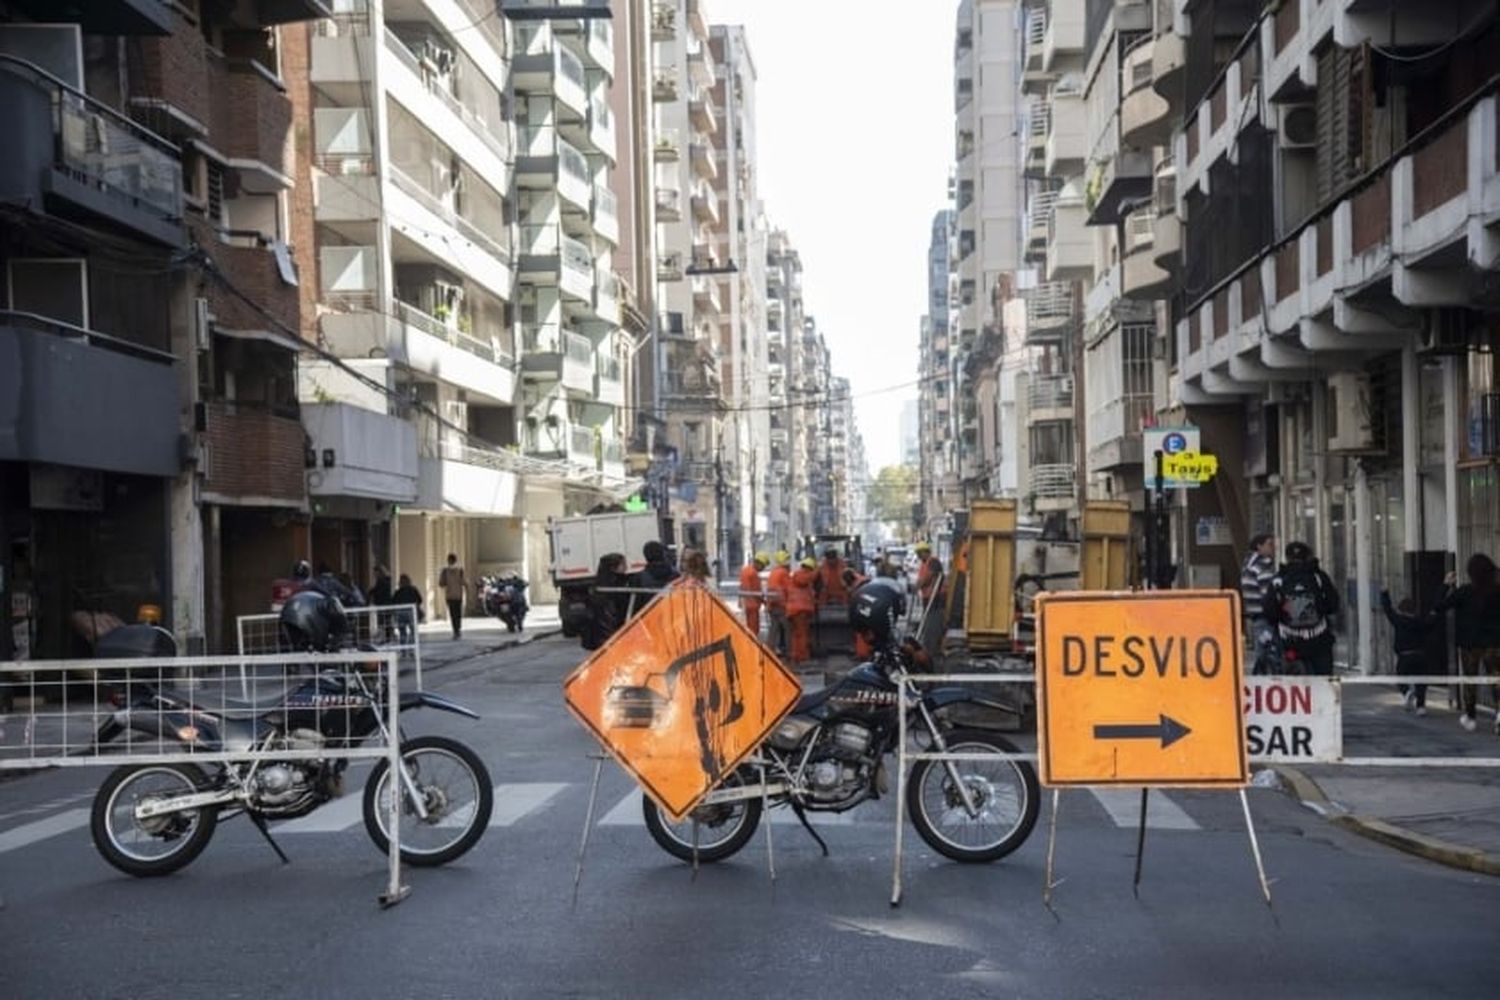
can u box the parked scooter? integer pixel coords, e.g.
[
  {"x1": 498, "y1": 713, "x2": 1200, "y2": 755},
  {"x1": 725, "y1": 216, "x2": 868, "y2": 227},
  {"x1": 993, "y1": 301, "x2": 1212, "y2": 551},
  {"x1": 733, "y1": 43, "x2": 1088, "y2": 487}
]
[{"x1": 482, "y1": 574, "x2": 529, "y2": 633}]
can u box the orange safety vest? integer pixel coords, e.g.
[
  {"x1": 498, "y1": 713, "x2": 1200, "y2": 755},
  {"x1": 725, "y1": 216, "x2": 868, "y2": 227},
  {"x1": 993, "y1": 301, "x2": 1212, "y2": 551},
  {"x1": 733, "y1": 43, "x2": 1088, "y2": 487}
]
[
  {"x1": 739, "y1": 564, "x2": 763, "y2": 608},
  {"x1": 917, "y1": 556, "x2": 944, "y2": 600},
  {"x1": 766, "y1": 565, "x2": 791, "y2": 610},
  {"x1": 818, "y1": 560, "x2": 848, "y2": 604},
  {"x1": 787, "y1": 568, "x2": 817, "y2": 615}
]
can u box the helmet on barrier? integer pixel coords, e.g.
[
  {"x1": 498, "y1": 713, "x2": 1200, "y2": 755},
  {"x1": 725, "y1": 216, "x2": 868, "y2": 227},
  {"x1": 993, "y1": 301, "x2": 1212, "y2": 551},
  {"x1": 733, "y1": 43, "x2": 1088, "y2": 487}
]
[
  {"x1": 278, "y1": 589, "x2": 349, "y2": 653},
  {"x1": 851, "y1": 583, "x2": 902, "y2": 649}
]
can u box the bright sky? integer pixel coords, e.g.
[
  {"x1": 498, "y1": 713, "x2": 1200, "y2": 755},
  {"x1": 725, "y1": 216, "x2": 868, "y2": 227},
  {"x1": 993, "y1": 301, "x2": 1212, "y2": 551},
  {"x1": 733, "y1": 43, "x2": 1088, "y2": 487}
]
[{"x1": 709, "y1": 0, "x2": 955, "y2": 473}]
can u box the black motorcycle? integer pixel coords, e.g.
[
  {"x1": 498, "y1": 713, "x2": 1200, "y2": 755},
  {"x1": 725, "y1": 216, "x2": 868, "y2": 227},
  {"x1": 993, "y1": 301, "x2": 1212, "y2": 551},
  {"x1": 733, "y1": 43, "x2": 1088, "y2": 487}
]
[
  {"x1": 640, "y1": 641, "x2": 1040, "y2": 865},
  {"x1": 87, "y1": 626, "x2": 492, "y2": 878},
  {"x1": 483, "y1": 574, "x2": 528, "y2": 633}
]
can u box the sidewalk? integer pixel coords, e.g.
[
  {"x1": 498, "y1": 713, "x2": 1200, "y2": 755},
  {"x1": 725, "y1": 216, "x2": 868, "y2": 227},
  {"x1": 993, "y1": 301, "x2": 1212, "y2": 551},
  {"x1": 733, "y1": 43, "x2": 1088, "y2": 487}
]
[
  {"x1": 417, "y1": 603, "x2": 561, "y2": 671},
  {"x1": 1273, "y1": 681, "x2": 1500, "y2": 876}
]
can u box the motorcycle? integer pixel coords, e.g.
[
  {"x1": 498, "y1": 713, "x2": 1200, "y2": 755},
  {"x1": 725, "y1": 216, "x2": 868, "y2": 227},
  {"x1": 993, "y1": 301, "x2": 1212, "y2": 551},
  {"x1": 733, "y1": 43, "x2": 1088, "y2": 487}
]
[
  {"x1": 87, "y1": 625, "x2": 493, "y2": 878},
  {"x1": 640, "y1": 640, "x2": 1040, "y2": 865},
  {"x1": 483, "y1": 574, "x2": 528, "y2": 633}
]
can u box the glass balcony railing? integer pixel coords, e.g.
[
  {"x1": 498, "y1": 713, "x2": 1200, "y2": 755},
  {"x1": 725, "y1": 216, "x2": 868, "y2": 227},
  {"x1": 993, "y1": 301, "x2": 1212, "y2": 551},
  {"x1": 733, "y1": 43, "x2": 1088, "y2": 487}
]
[
  {"x1": 593, "y1": 183, "x2": 618, "y2": 226},
  {"x1": 388, "y1": 164, "x2": 509, "y2": 263},
  {"x1": 596, "y1": 354, "x2": 622, "y2": 382},
  {"x1": 563, "y1": 329, "x2": 592, "y2": 364},
  {"x1": 392, "y1": 297, "x2": 510, "y2": 365}
]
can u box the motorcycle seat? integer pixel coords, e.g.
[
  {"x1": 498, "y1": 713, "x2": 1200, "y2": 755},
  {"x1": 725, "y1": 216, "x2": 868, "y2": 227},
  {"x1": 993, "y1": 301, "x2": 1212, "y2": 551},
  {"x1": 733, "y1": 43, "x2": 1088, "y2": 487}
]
[
  {"x1": 163, "y1": 686, "x2": 293, "y2": 717},
  {"x1": 793, "y1": 687, "x2": 835, "y2": 714}
]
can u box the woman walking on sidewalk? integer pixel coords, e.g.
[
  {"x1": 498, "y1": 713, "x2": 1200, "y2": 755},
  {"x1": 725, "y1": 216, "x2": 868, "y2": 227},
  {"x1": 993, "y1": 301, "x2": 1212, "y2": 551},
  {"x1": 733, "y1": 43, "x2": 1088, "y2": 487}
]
[
  {"x1": 1435, "y1": 553, "x2": 1500, "y2": 733},
  {"x1": 1379, "y1": 590, "x2": 1437, "y2": 716}
]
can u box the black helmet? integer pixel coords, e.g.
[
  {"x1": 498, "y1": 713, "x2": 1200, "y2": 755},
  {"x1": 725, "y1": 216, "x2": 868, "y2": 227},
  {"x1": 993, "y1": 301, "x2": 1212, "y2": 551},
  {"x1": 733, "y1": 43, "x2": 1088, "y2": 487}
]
[
  {"x1": 292, "y1": 559, "x2": 312, "y2": 581},
  {"x1": 1285, "y1": 541, "x2": 1313, "y2": 564},
  {"x1": 279, "y1": 590, "x2": 348, "y2": 653},
  {"x1": 851, "y1": 583, "x2": 902, "y2": 648}
]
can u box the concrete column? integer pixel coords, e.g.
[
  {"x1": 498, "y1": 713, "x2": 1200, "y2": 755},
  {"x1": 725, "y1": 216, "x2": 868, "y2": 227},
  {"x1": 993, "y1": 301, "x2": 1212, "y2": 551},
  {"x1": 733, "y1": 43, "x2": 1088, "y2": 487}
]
[
  {"x1": 1310, "y1": 385, "x2": 1331, "y2": 562},
  {"x1": 1401, "y1": 345, "x2": 1421, "y2": 553},
  {"x1": 1442, "y1": 356, "x2": 1461, "y2": 554},
  {"x1": 169, "y1": 276, "x2": 205, "y2": 654},
  {"x1": 1354, "y1": 460, "x2": 1373, "y2": 674}
]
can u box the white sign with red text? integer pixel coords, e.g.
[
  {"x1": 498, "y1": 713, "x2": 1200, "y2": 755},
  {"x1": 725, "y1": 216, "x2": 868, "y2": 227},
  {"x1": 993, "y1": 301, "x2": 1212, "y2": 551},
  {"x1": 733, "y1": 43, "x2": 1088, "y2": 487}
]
[{"x1": 1245, "y1": 677, "x2": 1341, "y2": 762}]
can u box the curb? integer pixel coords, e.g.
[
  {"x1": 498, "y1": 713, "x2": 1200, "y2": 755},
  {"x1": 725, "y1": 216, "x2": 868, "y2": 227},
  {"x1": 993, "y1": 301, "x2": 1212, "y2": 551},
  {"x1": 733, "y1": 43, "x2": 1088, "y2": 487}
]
[{"x1": 1273, "y1": 765, "x2": 1500, "y2": 877}]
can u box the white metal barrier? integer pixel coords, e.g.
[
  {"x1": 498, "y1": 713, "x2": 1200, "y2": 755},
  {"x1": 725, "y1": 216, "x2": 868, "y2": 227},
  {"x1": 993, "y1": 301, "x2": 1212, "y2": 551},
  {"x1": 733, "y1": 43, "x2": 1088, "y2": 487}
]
[
  {"x1": 237, "y1": 603, "x2": 424, "y2": 691},
  {"x1": 0, "y1": 651, "x2": 408, "y2": 906}
]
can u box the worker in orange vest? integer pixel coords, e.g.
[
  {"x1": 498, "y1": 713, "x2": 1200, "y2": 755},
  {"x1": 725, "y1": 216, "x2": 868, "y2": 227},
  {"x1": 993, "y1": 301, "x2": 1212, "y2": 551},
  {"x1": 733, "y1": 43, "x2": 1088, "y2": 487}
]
[
  {"x1": 787, "y1": 556, "x2": 819, "y2": 664},
  {"x1": 915, "y1": 541, "x2": 945, "y2": 608},
  {"x1": 816, "y1": 547, "x2": 849, "y2": 606},
  {"x1": 739, "y1": 552, "x2": 769, "y2": 635},
  {"x1": 766, "y1": 550, "x2": 792, "y2": 656},
  {"x1": 843, "y1": 567, "x2": 875, "y2": 660}
]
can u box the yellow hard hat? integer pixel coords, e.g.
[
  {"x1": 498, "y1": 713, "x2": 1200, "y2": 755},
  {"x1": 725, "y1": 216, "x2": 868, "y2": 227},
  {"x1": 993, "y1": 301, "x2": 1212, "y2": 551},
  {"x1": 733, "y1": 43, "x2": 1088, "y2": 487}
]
[
  {"x1": 775, "y1": 550, "x2": 791, "y2": 565},
  {"x1": 754, "y1": 551, "x2": 770, "y2": 566},
  {"x1": 801, "y1": 557, "x2": 817, "y2": 569},
  {"x1": 915, "y1": 541, "x2": 931, "y2": 553}
]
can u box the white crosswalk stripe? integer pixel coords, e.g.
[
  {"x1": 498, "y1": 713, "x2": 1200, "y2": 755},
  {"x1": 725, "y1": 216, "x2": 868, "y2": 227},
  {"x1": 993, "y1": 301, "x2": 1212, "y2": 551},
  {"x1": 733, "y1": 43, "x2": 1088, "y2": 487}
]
[
  {"x1": 0, "y1": 808, "x2": 90, "y2": 854},
  {"x1": 277, "y1": 793, "x2": 364, "y2": 834},
  {"x1": 1087, "y1": 789, "x2": 1201, "y2": 830},
  {"x1": 596, "y1": 790, "x2": 862, "y2": 827},
  {"x1": 489, "y1": 783, "x2": 568, "y2": 827}
]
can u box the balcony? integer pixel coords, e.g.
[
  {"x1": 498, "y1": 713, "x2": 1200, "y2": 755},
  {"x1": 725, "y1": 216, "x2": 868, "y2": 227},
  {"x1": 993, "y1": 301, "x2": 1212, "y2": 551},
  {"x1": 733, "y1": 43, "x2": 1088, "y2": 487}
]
[
  {"x1": 1152, "y1": 0, "x2": 1186, "y2": 104},
  {"x1": 1023, "y1": 6, "x2": 1046, "y2": 75},
  {"x1": 662, "y1": 364, "x2": 723, "y2": 401},
  {"x1": 1122, "y1": 209, "x2": 1171, "y2": 300},
  {"x1": 595, "y1": 354, "x2": 624, "y2": 407},
  {"x1": 686, "y1": 0, "x2": 708, "y2": 38},
  {"x1": 1044, "y1": 87, "x2": 1086, "y2": 179},
  {"x1": 654, "y1": 129, "x2": 681, "y2": 162},
  {"x1": 1152, "y1": 156, "x2": 1180, "y2": 270},
  {"x1": 516, "y1": 125, "x2": 591, "y2": 209},
  {"x1": 658, "y1": 251, "x2": 685, "y2": 283},
  {"x1": 1027, "y1": 374, "x2": 1074, "y2": 424},
  {"x1": 519, "y1": 224, "x2": 596, "y2": 302},
  {"x1": 1025, "y1": 282, "x2": 1076, "y2": 345},
  {"x1": 689, "y1": 89, "x2": 717, "y2": 135},
  {"x1": 690, "y1": 142, "x2": 718, "y2": 181},
  {"x1": 0, "y1": 311, "x2": 179, "y2": 477},
  {"x1": 1045, "y1": 189, "x2": 1091, "y2": 282},
  {"x1": 599, "y1": 436, "x2": 626, "y2": 480},
  {"x1": 1041, "y1": 0, "x2": 1085, "y2": 72},
  {"x1": 656, "y1": 186, "x2": 683, "y2": 222},
  {"x1": 9, "y1": 0, "x2": 174, "y2": 34},
  {"x1": 206, "y1": 234, "x2": 300, "y2": 336},
  {"x1": 652, "y1": 1, "x2": 677, "y2": 40},
  {"x1": 594, "y1": 268, "x2": 622, "y2": 325},
  {"x1": 688, "y1": 40, "x2": 717, "y2": 90},
  {"x1": 300, "y1": 402, "x2": 419, "y2": 502},
  {"x1": 692, "y1": 275, "x2": 722, "y2": 314},
  {"x1": 525, "y1": 422, "x2": 596, "y2": 467},
  {"x1": 219, "y1": 59, "x2": 293, "y2": 189},
  {"x1": 589, "y1": 96, "x2": 617, "y2": 161},
  {"x1": 418, "y1": 440, "x2": 520, "y2": 517},
  {"x1": 0, "y1": 55, "x2": 183, "y2": 247},
  {"x1": 593, "y1": 183, "x2": 620, "y2": 245},
  {"x1": 691, "y1": 182, "x2": 720, "y2": 225},
  {"x1": 385, "y1": 165, "x2": 511, "y2": 298},
  {"x1": 382, "y1": 28, "x2": 509, "y2": 174},
  {"x1": 1029, "y1": 463, "x2": 1076, "y2": 512},
  {"x1": 201, "y1": 401, "x2": 305, "y2": 506},
  {"x1": 513, "y1": 29, "x2": 589, "y2": 117},
  {"x1": 653, "y1": 69, "x2": 679, "y2": 103},
  {"x1": 1026, "y1": 102, "x2": 1050, "y2": 169},
  {"x1": 1120, "y1": 38, "x2": 1171, "y2": 150},
  {"x1": 521, "y1": 327, "x2": 595, "y2": 395},
  {"x1": 1027, "y1": 189, "x2": 1058, "y2": 256}
]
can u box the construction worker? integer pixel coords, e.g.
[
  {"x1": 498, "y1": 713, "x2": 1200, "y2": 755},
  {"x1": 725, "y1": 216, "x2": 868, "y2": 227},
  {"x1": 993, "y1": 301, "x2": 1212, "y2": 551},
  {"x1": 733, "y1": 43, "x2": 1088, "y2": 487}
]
[
  {"x1": 842, "y1": 567, "x2": 874, "y2": 660},
  {"x1": 766, "y1": 550, "x2": 793, "y2": 655},
  {"x1": 915, "y1": 541, "x2": 945, "y2": 610},
  {"x1": 739, "y1": 552, "x2": 770, "y2": 635},
  {"x1": 787, "y1": 556, "x2": 819, "y2": 665},
  {"x1": 817, "y1": 547, "x2": 849, "y2": 606}
]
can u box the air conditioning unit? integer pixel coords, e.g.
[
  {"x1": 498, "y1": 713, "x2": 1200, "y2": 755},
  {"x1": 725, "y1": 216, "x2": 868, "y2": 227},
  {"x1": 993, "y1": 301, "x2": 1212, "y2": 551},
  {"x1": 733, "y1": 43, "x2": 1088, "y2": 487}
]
[
  {"x1": 1327, "y1": 371, "x2": 1381, "y2": 453},
  {"x1": 1277, "y1": 104, "x2": 1317, "y2": 150}
]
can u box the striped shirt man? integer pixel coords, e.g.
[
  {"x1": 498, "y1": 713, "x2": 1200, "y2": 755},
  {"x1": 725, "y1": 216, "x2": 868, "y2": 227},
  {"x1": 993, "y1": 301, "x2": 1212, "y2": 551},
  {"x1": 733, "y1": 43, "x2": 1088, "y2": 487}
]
[{"x1": 1240, "y1": 534, "x2": 1277, "y2": 620}]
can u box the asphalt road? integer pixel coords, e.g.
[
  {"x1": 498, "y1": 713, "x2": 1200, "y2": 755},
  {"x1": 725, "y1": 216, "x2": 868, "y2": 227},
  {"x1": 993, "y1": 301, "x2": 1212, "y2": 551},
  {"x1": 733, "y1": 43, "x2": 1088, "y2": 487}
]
[{"x1": 3, "y1": 635, "x2": 1497, "y2": 999}]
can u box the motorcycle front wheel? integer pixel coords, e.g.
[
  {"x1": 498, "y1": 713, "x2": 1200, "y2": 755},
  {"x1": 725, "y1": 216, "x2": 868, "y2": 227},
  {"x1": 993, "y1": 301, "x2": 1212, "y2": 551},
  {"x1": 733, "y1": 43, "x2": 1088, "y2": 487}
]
[
  {"x1": 906, "y1": 730, "x2": 1039, "y2": 863},
  {"x1": 363, "y1": 735, "x2": 493, "y2": 866},
  {"x1": 91, "y1": 763, "x2": 219, "y2": 877},
  {"x1": 642, "y1": 771, "x2": 763, "y2": 864}
]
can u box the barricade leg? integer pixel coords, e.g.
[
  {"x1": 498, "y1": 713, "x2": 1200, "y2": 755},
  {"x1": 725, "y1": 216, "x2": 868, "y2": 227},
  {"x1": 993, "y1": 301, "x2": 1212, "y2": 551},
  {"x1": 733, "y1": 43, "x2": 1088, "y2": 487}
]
[
  {"x1": 1239, "y1": 789, "x2": 1273, "y2": 907},
  {"x1": 380, "y1": 656, "x2": 409, "y2": 908},
  {"x1": 1043, "y1": 789, "x2": 1062, "y2": 909},
  {"x1": 890, "y1": 690, "x2": 907, "y2": 908},
  {"x1": 1132, "y1": 788, "x2": 1149, "y2": 897},
  {"x1": 574, "y1": 755, "x2": 607, "y2": 906}
]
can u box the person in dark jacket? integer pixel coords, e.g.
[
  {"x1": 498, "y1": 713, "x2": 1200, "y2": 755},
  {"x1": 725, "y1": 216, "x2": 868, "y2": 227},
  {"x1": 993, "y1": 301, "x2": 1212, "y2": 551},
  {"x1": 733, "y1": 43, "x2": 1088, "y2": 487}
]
[
  {"x1": 1380, "y1": 590, "x2": 1438, "y2": 715},
  {"x1": 390, "y1": 573, "x2": 424, "y2": 645},
  {"x1": 1264, "y1": 542, "x2": 1340, "y2": 676},
  {"x1": 634, "y1": 540, "x2": 680, "y2": 591},
  {"x1": 1435, "y1": 553, "x2": 1500, "y2": 734},
  {"x1": 582, "y1": 553, "x2": 633, "y2": 651}
]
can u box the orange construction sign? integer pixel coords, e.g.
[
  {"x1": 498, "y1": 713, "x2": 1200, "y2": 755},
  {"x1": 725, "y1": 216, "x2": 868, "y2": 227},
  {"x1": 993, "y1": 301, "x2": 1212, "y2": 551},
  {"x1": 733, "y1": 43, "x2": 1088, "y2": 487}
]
[
  {"x1": 1035, "y1": 590, "x2": 1247, "y2": 788},
  {"x1": 563, "y1": 587, "x2": 802, "y2": 822}
]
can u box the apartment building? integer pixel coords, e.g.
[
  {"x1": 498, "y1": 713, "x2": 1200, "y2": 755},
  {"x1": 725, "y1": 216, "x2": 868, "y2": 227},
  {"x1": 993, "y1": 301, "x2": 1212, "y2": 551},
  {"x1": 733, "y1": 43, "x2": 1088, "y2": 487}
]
[
  {"x1": 765, "y1": 228, "x2": 805, "y2": 546},
  {"x1": 0, "y1": 0, "x2": 327, "y2": 657},
  {"x1": 918, "y1": 209, "x2": 959, "y2": 530}
]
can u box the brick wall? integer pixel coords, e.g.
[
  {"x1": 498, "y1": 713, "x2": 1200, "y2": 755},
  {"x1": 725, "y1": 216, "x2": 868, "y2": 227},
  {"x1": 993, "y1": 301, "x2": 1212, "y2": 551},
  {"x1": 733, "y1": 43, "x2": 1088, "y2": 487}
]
[
  {"x1": 221, "y1": 61, "x2": 293, "y2": 173},
  {"x1": 193, "y1": 217, "x2": 300, "y2": 334},
  {"x1": 1413, "y1": 117, "x2": 1468, "y2": 217},
  {"x1": 1351, "y1": 173, "x2": 1391, "y2": 255},
  {"x1": 136, "y1": 14, "x2": 212, "y2": 128},
  {"x1": 204, "y1": 402, "x2": 306, "y2": 502}
]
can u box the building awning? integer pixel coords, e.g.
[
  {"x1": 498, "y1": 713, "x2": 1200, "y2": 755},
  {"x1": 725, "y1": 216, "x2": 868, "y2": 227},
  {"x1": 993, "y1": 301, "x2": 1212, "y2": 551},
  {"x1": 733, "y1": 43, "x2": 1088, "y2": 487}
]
[{"x1": 214, "y1": 326, "x2": 305, "y2": 353}]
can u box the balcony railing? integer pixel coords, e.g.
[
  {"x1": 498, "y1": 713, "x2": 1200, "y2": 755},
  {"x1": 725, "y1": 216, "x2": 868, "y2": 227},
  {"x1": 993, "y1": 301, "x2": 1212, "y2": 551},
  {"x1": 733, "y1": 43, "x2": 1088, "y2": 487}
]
[
  {"x1": 563, "y1": 329, "x2": 593, "y2": 365},
  {"x1": 597, "y1": 353, "x2": 621, "y2": 382},
  {"x1": 1125, "y1": 209, "x2": 1155, "y2": 251},
  {"x1": 1025, "y1": 282, "x2": 1075, "y2": 326},
  {"x1": 1, "y1": 54, "x2": 182, "y2": 225},
  {"x1": 654, "y1": 129, "x2": 681, "y2": 161},
  {"x1": 1028, "y1": 374, "x2": 1074, "y2": 413},
  {"x1": 651, "y1": 0, "x2": 677, "y2": 39},
  {"x1": 388, "y1": 165, "x2": 509, "y2": 263},
  {"x1": 393, "y1": 298, "x2": 511, "y2": 365},
  {"x1": 455, "y1": 0, "x2": 508, "y2": 56},
  {"x1": 594, "y1": 183, "x2": 618, "y2": 225},
  {"x1": 569, "y1": 424, "x2": 595, "y2": 460},
  {"x1": 383, "y1": 30, "x2": 510, "y2": 160},
  {"x1": 1030, "y1": 463, "x2": 1076, "y2": 499},
  {"x1": 653, "y1": 69, "x2": 679, "y2": 102}
]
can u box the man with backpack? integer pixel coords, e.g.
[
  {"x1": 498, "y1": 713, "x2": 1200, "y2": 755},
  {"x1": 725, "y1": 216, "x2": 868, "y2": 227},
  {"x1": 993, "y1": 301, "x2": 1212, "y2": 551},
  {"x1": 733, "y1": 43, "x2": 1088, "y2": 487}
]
[{"x1": 1264, "y1": 541, "x2": 1340, "y2": 676}]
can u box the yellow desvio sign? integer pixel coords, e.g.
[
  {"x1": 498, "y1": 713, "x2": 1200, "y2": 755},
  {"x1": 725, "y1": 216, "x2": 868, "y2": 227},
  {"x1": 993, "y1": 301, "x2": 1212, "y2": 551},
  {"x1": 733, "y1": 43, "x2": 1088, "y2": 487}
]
[
  {"x1": 1036, "y1": 590, "x2": 1247, "y2": 788},
  {"x1": 563, "y1": 586, "x2": 801, "y2": 822}
]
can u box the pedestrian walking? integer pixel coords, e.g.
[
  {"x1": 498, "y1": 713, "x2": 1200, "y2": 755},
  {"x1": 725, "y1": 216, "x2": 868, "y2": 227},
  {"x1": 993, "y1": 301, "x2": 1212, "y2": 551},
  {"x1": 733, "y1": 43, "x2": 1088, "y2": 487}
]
[
  {"x1": 1379, "y1": 590, "x2": 1438, "y2": 716},
  {"x1": 582, "y1": 553, "x2": 633, "y2": 652},
  {"x1": 634, "y1": 540, "x2": 680, "y2": 591},
  {"x1": 1240, "y1": 533, "x2": 1278, "y2": 674},
  {"x1": 766, "y1": 550, "x2": 792, "y2": 657},
  {"x1": 787, "y1": 557, "x2": 818, "y2": 665},
  {"x1": 1264, "y1": 541, "x2": 1339, "y2": 676},
  {"x1": 739, "y1": 552, "x2": 769, "y2": 635},
  {"x1": 671, "y1": 548, "x2": 711, "y2": 589},
  {"x1": 438, "y1": 553, "x2": 466, "y2": 640},
  {"x1": 370, "y1": 564, "x2": 393, "y2": 641},
  {"x1": 390, "y1": 573, "x2": 424, "y2": 645},
  {"x1": 1434, "y1": 553, "x2": 1500, "y2": 734}
]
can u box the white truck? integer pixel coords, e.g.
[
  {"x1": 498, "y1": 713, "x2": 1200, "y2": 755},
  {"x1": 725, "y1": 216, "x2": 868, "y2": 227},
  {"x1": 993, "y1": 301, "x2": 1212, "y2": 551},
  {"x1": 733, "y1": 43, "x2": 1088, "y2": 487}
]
[{"x1": 548, "y1": 510, "x2": 662, "y2": 585}]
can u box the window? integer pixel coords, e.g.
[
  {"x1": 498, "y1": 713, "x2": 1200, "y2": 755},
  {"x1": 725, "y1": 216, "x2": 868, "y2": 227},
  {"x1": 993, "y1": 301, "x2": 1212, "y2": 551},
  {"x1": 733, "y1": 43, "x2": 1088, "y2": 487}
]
[{"x1": 6, "y1": 258, "x2": 88, "y2": 328}]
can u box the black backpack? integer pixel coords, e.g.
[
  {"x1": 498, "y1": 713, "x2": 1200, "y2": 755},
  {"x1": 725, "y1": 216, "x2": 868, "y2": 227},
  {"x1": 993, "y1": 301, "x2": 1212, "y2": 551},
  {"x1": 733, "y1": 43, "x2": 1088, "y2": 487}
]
[{"x1": 1276, "y1": 564, "x2": 1331, "y2": 633}]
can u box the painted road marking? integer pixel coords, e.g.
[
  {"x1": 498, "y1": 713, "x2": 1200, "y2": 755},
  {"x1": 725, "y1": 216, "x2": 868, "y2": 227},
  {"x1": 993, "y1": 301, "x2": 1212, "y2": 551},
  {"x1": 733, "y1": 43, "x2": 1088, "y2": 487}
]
[
  {"x1": 489, "y1": 783, "x2": 569, "y2": 827},
  {"x1": 0, "y1": 808, "x2": 90, "y2": 854},
  {"x1": 276, "y1": 794, "x2": 364, "y2": 834},
  {"x1": 1089, "y1": 788, "x2": 1200, "y2": 830},
  {"x1": 596, "y1": 790, "x2": 858, "y2": 827}
]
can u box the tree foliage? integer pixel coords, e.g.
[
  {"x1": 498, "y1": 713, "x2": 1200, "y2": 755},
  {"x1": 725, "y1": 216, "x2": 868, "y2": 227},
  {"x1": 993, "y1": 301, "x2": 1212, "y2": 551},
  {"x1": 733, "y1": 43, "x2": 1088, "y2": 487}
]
[{"x1": 866, "y1": 465, "x2": 919, "y2": 530}]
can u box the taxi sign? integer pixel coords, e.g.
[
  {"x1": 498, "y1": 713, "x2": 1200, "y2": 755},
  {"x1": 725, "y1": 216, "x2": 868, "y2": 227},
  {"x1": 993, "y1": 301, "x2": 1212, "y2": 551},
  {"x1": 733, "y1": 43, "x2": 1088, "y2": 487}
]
[
  {"x1": 563, "y1": 586, "x2": 802, "y2": 822},
  {"x1": 1036, "y1": 590, "x2": 1247, "y2": 788},
  {"x1": 1142, "y1": 426, "x2": 1201, "y2": 489},
  {"x1": 1161, "y1": 450, "x2": 1219, "y2": 484}
]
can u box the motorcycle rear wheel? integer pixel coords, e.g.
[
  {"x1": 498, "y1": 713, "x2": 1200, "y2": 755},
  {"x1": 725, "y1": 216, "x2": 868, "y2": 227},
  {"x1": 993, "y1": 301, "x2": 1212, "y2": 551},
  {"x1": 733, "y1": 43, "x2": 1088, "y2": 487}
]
[
  {"x1": 91, "y1": 763, "x2": 219, "y2": 877},
  {"x1": 906, "y1": 730, "x2": 1039, "y2": 863},
  {"x1": 363, "y1": 736, "x2": 493, "y2": 866},
  {"x1": 642, "y1": 773, "x2": 763, "y2": 864}
]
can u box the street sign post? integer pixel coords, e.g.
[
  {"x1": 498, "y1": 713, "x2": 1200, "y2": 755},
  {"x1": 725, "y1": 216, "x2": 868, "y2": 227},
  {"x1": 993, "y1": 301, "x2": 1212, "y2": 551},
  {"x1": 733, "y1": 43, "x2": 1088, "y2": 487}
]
[
  {"x1": 563, "y1": 587, "x2": 801, "y2": 822},
  {"x1": 1141, "y1": 427, "x2": 1201, "y2": 489},
  {"x1": 1035, "y1": 590, "x2": 1248, "y2": 788}
]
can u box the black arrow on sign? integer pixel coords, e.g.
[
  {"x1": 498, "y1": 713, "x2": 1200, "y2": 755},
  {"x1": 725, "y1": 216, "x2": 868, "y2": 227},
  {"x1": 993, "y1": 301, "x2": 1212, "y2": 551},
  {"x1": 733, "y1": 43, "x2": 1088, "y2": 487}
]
[{"x1": 1092, "y1": 714, "x2": 1192, "y2": 749}]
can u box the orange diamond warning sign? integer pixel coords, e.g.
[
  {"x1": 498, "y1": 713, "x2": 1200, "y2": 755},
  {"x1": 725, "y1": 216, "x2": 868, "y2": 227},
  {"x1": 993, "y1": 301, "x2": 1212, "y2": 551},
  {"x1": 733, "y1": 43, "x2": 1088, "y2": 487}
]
[
  {"x1": 563, "y1": 586, "x2": 802, "y2": 822},
  {"x1": 1036, "y1": 590, "x2": 1247, "y2": 788}
]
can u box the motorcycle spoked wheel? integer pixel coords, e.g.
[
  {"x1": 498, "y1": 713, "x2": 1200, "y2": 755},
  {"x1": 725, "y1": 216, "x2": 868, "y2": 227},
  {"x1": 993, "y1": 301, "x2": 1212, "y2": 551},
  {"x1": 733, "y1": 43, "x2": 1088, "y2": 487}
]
[
  {"x1": 91, "y1": 763, "x2": 220, "y2": 877},
  {"x1": 641, "y1": 771, "x2": 764, "y2": 864},
  {"x1": 905, "y1": 730, "x2": 1040, "y2": 863},
  {"x1": 362, "y1": 735, "x2": 493, "y2": 866}
]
